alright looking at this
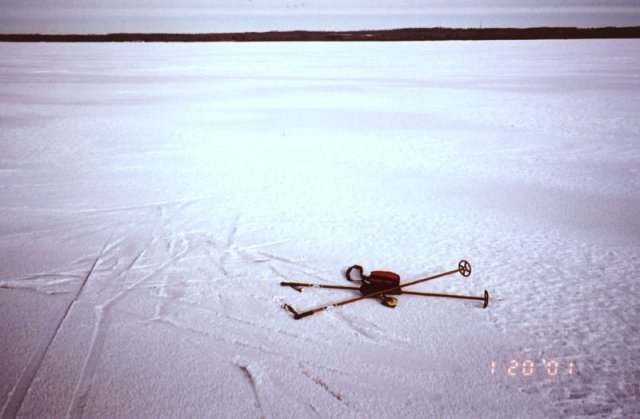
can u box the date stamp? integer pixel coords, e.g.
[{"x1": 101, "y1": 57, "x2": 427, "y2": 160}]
[{"x1": 491, "y1": 359, "x2": 575, "y2": 377}]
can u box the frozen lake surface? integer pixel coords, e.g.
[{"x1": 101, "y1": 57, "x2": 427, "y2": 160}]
[{"x1": 1, "y1": 40, "x2": 639, "y2": 417}]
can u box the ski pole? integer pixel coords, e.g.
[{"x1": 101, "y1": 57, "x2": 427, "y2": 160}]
[
  {"x1": 402, "y1": 289, "x2": 489, "y2": 308},
  {"x1": 280, "y1": 281, "x2": 360, "y2": 292},
  {"x1": 283, "y1": 260, "x2": 471, "y2": 319},
  {"x1": 281, "y1": 280, "x2": 488, "y2": 308}
]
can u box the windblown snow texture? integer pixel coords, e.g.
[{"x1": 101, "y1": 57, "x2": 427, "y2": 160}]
[{"x1": 1, "y1": 40, "x2": 639, "y2": 417}]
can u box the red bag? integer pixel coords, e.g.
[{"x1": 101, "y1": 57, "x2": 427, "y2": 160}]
[{"x1": 346, "y1": 265, "x2": 401, "y2": 295}]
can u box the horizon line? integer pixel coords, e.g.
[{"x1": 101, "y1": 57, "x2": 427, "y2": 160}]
[{"x1": 1, "y1": 26, "x2": 639, "y2": 42}]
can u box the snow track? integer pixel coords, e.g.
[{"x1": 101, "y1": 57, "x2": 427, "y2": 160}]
[{"x1": 1, "y1": 40, "x2": 639, "y2": 417}]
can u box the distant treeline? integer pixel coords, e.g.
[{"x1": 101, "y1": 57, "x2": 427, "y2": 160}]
[{"x1": 1, "y1": 27, "x2": 640, "y2": 42}]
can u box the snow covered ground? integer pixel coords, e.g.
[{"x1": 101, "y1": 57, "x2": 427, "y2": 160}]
[{"x1": 0, "y1": 40, "x2": 639, "y2": 418}]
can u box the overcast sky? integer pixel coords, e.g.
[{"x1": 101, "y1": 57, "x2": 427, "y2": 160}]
[{"x1": 1, "y1": 0, "x2": 640, "y2": 34}]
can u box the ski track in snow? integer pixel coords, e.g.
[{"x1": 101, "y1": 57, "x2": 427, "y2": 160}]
[
  {"x1": 299, "y1": 365, "x2": 349, "y2": 408},
  {"x1": 0, "y1": 239, "x2": 108, "y2": 419},
  {"x1": 55, "y1": 209, "x2": 314, "y2": 417},
  {"x1": 1, "y1": 40, "x2": 639, "y2": 417},
  {"x1": 65, "y1": 236, "x2": 190, "y2": 419},
  {"x1": 233, "y1": 358, "x2": 267, "y2": 418}
]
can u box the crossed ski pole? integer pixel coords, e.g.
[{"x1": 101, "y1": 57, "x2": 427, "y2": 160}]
[
  {"x1": 282, "y1": 282, "x2": 489, "y2": 307},
  {"x1": 282, "y1": 260, "x2": 488, "y2": 320}
]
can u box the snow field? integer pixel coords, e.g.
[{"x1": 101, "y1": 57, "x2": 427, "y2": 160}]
[{"x1": 1, "y1": 40, "x2": 639, "y2": 417}]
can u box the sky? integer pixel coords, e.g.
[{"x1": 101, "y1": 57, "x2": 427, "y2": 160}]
[{"x1": 1, "y1": 0, "x2": 640, "y2": 34}]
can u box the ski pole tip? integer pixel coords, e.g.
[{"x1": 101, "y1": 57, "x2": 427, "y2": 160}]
[
  {"x1": 483, "y1": 290, "x2": 489, "y2": 309},
  {"x1": 283, "y1": 303, "x2": 299, "y2": 317}
]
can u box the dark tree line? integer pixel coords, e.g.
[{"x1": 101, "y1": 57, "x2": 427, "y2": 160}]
[{"x1": 1, "y1": 27, "x2": 639, "y2": 42}]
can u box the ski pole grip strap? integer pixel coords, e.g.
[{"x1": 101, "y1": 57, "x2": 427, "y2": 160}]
[{"x1": 346, "y1": 265, "x2": 365, "y2": 282}]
